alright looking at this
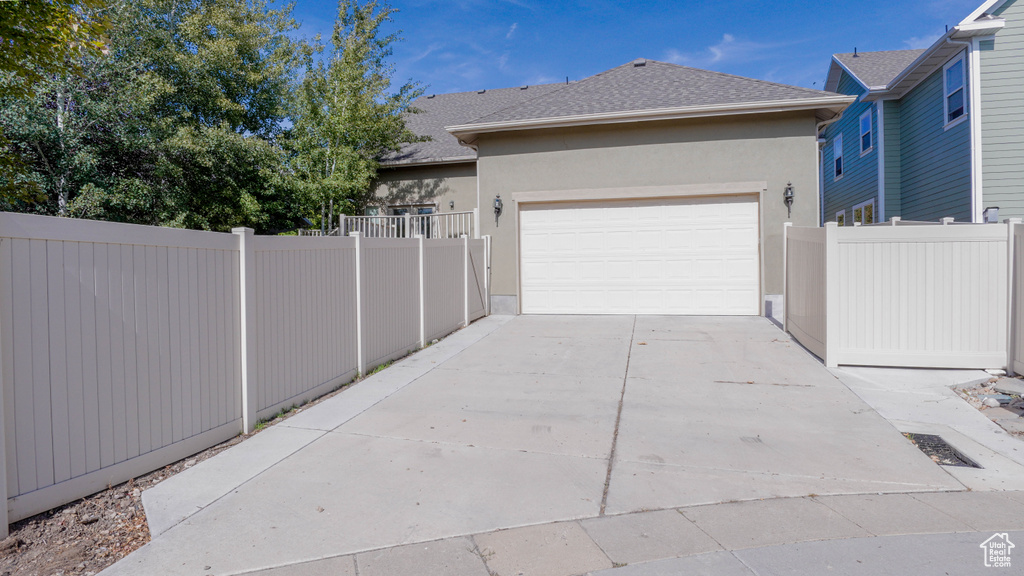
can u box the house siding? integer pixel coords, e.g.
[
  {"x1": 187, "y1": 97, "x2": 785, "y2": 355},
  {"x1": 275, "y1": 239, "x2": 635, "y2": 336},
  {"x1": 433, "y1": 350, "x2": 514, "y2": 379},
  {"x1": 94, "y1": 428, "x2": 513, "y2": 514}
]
[
  {"x1": 821, "y1": 71, "x2": 879, "y2": 223},
  {"x1": 982, "y1": 0, "x2": 1024, "y2": 218},
  {"x1": 883, "y1": 100, "x2": 902, "y2": 218},
  {"x1": 373, "y1": 162, "x2": 478, "y2": 214},
  {"x1": 897, "y1": 61, "x2": 972, "y2": 222}
]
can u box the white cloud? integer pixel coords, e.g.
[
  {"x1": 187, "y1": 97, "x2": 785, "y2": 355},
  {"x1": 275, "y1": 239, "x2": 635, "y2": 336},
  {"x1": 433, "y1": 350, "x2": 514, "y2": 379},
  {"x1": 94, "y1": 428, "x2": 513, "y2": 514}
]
[
  {"x1": 903, "y1": 32, "x2": 942, "y2": 49},
  {"x1": 663, "y1": 34, "x2": 781, "y2": 68},
  {"x1": 506, "y1": 22, "x2": 518, "y2": 39}
]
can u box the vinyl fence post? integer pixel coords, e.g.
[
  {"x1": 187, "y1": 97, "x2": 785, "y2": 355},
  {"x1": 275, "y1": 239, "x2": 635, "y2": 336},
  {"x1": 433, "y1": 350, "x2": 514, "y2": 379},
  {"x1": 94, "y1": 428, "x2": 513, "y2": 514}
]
[
  {"x1": 473, "y1": 208, "x2": 480, "y2": 239},
  {"x1": 463, "y1": 235, "x2": 470, "y2": 327},
  {"x1": 338, "y1": 214, "x2": 345, "y2": 237},
  {"x1": 824, "y1": 222, "x2": 840, "y2": 368},
  {"x1": 0, "y1": 241, "x2": 8, "y2": 539},
  {"x1": 232, "y1": 227, "x2": 258, "y2": 433},
  {"x1": 783, "y1": 222, "x2": 792, "y2": 332},
  {"x1": 352, "y1": 232, "x2": 364, "y2": 376},
  {"x1": 417, "y1": 235, "x2": 425, "y2": 348},
  {"x1": 483, "y1": 235, "x2": 491, "y2": 316},
  {"x1": 403, "y1": 214, "x2": 411, "y2": 239},
  {"x1": 1006, "y1": 219, "x2": 1021, "y2": 375}
]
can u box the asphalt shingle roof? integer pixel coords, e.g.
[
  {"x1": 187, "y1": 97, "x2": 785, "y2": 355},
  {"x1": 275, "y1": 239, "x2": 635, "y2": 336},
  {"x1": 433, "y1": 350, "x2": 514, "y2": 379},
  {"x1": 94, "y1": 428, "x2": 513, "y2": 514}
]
[
  {"x1": 833, "y1": 49, "x2": 926, "y2": 89},
  {"x1": 466, "y1": 59, "x2": 834, "y2": 125},
  {"x1": 384, "y1": 83, "x2": 564, "y2": 165}
]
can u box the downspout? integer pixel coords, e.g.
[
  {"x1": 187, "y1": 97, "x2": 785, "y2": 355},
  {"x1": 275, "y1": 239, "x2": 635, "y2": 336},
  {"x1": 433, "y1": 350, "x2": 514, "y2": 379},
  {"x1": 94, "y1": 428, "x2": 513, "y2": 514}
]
[
  {"x1": 816, "y1": 113, "x2": 846, "y2": 226},
  {"x1": 946, "y1": 36, "x2": 981, "y2": 222}
]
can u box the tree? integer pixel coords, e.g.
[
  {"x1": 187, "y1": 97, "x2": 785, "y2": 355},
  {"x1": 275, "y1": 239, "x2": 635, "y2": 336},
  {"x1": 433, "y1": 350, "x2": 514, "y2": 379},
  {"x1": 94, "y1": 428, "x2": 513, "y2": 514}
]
[
  {"x1": 0, "y1": 0, "x2": 110, "y2": 98},
  {"x1": 289, "y1": 0, "x2": 423, "y2": 227},
  {"x1": 1, "y1": 0, "x2": 311, "y2": 232},
  {"x1": 0, "y1": 0, "x2": 111, "y2": 204}
]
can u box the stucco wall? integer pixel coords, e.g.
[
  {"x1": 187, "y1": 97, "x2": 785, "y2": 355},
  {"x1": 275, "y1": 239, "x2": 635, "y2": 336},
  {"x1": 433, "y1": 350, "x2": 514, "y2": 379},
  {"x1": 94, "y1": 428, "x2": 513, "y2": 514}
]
[
  {"x1": 372, "y1": 162, "x2": 478, "y2": 214},
  {"x1": 474, "y1": 112, "x2": 821, "y2": 305}
]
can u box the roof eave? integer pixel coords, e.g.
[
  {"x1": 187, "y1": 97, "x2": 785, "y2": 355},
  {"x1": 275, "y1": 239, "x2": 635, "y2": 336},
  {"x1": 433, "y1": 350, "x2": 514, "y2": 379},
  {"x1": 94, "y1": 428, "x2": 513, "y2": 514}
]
[
  {"x1": 961, "y1": 0, "x2": 1009, "y2": 25},
  {"x1": 447, "y1": 96, "x2": 857, "y2": 143},
  {"x1": 864, "y1": 20, "x2": 1004, "y2": 101},
  {"x1": 827, "y1": 57, "x2": 871, "y2": 93},
  {"x1": 379, "y1": 155, "x2": 477, "y2": 169}
]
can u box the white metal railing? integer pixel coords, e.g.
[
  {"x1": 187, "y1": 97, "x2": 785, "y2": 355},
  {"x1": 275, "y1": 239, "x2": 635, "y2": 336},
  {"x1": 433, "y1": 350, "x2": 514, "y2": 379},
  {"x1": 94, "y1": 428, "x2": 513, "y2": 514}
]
[
  {"x1": 341, "y1": 210, "x2": 477, "y2": 239},
  {"x1": 297, "y1": 227, "x2": 341, "y2": 236}
]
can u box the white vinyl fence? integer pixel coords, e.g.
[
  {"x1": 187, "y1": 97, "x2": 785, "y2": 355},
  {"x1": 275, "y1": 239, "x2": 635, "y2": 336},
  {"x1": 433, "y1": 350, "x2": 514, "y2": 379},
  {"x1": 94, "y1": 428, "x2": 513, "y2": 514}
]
[
  {"x1": 784, "y1": 220, "x2": 1014, "y2": 369},
  {"x1": 342, "y1": 211, "x2": 477, "y2": 239},
  {"x1": 0, "y1": 212, "x2": 489, "y2": 534}
]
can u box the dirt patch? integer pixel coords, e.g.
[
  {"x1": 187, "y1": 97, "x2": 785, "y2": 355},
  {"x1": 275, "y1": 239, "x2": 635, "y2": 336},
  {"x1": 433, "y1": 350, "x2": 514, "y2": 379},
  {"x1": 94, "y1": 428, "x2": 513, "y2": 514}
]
[{"x1": 0, "y1": 376, "x2": 365, "y2": 576}]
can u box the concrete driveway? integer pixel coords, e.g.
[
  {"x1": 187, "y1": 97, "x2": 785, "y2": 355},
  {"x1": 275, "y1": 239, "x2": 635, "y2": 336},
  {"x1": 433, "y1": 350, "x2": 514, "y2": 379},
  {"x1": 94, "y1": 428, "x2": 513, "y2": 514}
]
[{"x1": 105, "y1": 315, "x2": 961, "y2": 575}]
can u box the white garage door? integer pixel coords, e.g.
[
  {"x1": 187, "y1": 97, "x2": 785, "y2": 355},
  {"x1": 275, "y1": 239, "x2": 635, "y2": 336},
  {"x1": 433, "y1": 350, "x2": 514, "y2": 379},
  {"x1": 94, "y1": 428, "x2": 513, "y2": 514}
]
[{"x1": 519, "y1": 196, "x2": 760, "y2": 315}]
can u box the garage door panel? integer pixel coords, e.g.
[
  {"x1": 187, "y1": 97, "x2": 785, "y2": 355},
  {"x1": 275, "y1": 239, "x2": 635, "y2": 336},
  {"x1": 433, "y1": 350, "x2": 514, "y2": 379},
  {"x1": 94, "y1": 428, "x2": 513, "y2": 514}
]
[{"x1": 520, "y1": 196, "x2": 760, "y2": 315}]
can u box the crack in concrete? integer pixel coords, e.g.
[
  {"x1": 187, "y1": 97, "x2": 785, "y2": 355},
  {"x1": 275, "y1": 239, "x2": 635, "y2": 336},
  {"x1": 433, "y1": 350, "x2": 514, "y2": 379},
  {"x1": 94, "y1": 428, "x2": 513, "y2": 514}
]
[{"x1": 601, "y1": 315, "x2": 637, "y2": 516}]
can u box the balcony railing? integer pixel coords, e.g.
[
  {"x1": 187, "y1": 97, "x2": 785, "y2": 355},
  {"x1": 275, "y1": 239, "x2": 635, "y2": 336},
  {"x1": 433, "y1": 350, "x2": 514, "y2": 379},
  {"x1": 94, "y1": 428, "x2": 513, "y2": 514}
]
[{"x1": 340, "y1": 210, "x2": 477, "y2": 239}]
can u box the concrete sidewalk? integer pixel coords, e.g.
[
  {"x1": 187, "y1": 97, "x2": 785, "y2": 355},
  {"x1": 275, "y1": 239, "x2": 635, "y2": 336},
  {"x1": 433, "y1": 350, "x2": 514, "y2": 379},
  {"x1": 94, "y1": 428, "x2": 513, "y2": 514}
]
[
  {"x1": 102, "y1": 315, "x2": 1008, "y2": 576},
  {"x1": 132, "y1": 491, "x2": 1024, "y2": 575}
]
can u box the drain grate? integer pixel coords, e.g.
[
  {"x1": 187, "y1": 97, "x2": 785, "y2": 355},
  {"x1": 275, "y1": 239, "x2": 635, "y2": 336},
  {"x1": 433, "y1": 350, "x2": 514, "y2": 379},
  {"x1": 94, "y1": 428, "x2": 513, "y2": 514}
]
[{"x1": 904, "y1": 433, "x2": 982, "y2": 468}]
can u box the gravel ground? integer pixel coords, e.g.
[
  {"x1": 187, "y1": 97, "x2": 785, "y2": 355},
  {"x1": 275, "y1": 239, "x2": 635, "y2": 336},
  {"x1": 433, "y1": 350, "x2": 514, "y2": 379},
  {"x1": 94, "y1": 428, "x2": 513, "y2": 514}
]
[
  {"x1": 0, "y1": 375, "x2": 363, "y2": 576},
  {"x1": 955, "y1": 376, "x2": 1024, "y2": 437}
]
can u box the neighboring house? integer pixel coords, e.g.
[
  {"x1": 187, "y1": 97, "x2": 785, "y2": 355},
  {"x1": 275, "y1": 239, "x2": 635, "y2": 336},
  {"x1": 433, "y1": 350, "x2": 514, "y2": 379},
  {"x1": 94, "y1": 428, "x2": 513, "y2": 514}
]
[
  {"x1": 821, "y1": 0, "x2": 1022, "y2": 225},
  {"x1": 377, "y1": 59, "x2": 852, "y2": 316},
  {"x1": 373, "y1": 83, "x2": 564, "y2": 216}
]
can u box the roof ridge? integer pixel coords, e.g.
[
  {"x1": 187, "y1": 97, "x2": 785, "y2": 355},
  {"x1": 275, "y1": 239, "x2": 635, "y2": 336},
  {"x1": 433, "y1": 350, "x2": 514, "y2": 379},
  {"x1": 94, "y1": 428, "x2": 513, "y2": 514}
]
[
  {"x1": 834, "y1": 48, "x2": 927, "y2": 56},
  {"x1": 459, "y1": 81, "x2": 577, "y2": 124},
  {"x1": 418, "y1": 81, "x2": 565, "y2": 100},
  {"x1": 641, "y1": 59, "x2": 826, "y2": 97}
]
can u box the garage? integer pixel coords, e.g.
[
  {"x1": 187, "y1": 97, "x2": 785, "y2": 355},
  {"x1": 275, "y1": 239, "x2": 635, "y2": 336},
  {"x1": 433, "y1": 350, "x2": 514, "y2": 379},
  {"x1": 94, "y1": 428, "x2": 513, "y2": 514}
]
[{"x1": 518, "y1": 195, "x2": 761, "y2": 315}]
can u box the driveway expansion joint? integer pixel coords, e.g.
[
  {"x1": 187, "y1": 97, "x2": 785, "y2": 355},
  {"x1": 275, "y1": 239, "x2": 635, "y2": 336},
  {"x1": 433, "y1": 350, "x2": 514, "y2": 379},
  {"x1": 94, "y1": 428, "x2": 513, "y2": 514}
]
[{"x1": 601, "y1": 315, "x2": 636, "y2": 516}]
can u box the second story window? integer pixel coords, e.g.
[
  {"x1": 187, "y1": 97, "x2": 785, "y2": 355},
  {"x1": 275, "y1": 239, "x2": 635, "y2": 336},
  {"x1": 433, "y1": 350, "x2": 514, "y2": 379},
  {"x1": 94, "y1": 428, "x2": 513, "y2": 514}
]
[
  {"x1": 860, "y1": 111, "x2": 873, "y2": 154},
  {"x1": 833, "y1": 133, "x2": 844, "y2": 180},
  {"x1": 944, "y1": 54, "x2": 966, "y2": 125}
]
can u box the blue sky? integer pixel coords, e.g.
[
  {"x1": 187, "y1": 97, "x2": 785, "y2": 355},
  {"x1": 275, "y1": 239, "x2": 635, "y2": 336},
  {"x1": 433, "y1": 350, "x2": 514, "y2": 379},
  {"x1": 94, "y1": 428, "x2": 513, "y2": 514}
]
[{"x1": 290, "y1": 0, "x2": 984, "y2": 95}]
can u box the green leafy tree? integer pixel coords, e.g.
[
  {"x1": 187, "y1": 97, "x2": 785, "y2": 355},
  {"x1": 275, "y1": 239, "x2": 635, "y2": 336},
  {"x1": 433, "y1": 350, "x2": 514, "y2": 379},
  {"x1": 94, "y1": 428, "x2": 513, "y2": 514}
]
[
  {"x1": 0, "y1": 0, "x2": 110, "y2": 98},
  {"x1": 0, "y1": 0, "x2": 111, "y2": 203},
  {"x1": 290, "y1": 0, "x2": 423, "y2": 226},
  {"x1": 1, "y1": 0, "x2": 310, "y2": 232}
]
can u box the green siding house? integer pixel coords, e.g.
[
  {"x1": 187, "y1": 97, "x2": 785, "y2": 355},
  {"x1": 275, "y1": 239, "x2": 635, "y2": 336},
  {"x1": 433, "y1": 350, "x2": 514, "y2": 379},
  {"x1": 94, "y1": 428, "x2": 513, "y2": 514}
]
[{"x1": 820, "y1": 0, "x2": 1023, "y2": 225}]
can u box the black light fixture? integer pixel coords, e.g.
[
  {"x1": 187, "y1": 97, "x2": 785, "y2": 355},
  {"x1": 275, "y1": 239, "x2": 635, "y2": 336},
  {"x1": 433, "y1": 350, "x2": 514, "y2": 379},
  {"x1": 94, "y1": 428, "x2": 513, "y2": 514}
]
[
  {"x1": 783, "y1": 182, "x2": 794, "y2": 218},
  {"x1": 494, "y1": 194, "x2": 503, "y2": 226},
  {"x1": 449, "y1": 200, "x2": 455, "y2": 211}
]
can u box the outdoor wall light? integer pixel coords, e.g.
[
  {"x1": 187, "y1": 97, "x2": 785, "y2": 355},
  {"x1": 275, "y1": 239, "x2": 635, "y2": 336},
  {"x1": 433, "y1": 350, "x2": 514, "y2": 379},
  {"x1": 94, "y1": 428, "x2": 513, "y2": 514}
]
[
  {"x1": 449, "y1": 200, "x2": 455, "y2": 211},
  {"x1": 783, "y1": 182, "x2": 794, "y2": 218},
  {"x1": 494, "y1": 194, "x2": 503, "y2": 226}
]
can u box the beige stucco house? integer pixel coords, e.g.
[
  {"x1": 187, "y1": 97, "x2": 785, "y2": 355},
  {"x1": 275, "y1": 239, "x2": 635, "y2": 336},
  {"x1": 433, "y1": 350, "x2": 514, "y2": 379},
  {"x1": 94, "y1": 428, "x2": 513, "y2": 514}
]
[{"x1": 374, "y1": 59, "x2": 853, "y2": 317}]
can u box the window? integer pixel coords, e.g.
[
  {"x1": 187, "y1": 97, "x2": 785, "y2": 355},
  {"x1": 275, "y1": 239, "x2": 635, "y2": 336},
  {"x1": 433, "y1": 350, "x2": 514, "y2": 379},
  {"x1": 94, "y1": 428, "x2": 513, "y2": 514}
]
[
  {"x1": 860, "y1": 111, "x2": 873, "y2": 154},
  {"x1": 389, "y1": 205, "x2": 435, "y2": 215},
  {"x1": 944, "y1": 54, "x2": 966, "y2": 126},
  {"x1": 853, "y1": 199, "x2": 875, "y2": 225},
  {"x1": 836, "y1": 210, "x2": 846, "y2": 226},
  {"x1": 833, "y1": 133, "x2": 844, "y2": 180}
]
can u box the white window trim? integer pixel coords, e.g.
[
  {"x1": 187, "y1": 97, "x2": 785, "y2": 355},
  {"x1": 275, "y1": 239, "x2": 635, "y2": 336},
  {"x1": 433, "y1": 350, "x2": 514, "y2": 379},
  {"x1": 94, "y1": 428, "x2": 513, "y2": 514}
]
[
  {"x1": 835, "y1": 210, "x2": 846, "y2": 226},
  {"x1": 943, "y1": 53, "x2": 968, "y2": 130},
  {"x1": 833, "y1": 133, "x2": 844, "y2": 182},
  {"x1": 853, "y1": 199, "x2": 876, "y2": 225},
  {"x1": 859, "y1": 110, "x2": 873, "y2": 156}
]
